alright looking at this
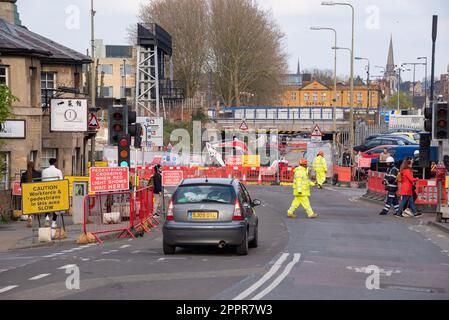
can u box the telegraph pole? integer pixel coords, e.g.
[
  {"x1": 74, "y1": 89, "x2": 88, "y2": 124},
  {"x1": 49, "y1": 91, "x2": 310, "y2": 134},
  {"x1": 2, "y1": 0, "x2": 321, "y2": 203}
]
[{"x1": 89, "y1": 0, "x2": 97, "y2": 170}]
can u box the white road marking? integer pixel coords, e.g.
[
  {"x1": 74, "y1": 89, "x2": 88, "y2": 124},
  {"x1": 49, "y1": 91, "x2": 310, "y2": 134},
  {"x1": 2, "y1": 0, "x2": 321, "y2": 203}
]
[
  {"x1": 58, "y1": 264, "x2": 76, "y2": 270},
  {"x1": 0, "y1": 285, "x2": 18, "y2": 294},
  {"x1": 119, "y1": 245, "x2": 131, "y2": 249},
  {"x1": 251, "y1": 254, "x2": 301, "y2": 300},
  {"x1": 28, "y1": 273, "x2": 51, "y2": 281},
  {"x1": 437, "y1": 234, "x2": 446, "y2": 238},
  {"x1": 157, "y1": 257, "x2": 187, "y2": 261},
  {"x1": 131, "y1": 250, "x2": 141, "y2": 254},
  {"x1": 441, "y1": 263, "x2": 449, "y2": 266},
  {"x1": 81, "y1": 258, "x2": 90, "y2": 261},
  {"x1": 233, "y1": 253, "x2": 290, "y2": 300},
  {"x1": 303, "y1": 260, "x2": 316, "y2": 264},
  {"x1": 95, "y1": 259, "x2": 120, "y2": 262}
]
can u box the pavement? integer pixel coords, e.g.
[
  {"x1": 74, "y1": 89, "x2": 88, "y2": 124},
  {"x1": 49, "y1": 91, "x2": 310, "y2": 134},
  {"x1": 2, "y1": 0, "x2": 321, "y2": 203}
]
[
  {"x1": 0, "y1": 184, "x2": 448, "y2": 300},
  {"x1": 0, "y1": 216, "x2": 84, "y2": 252}
]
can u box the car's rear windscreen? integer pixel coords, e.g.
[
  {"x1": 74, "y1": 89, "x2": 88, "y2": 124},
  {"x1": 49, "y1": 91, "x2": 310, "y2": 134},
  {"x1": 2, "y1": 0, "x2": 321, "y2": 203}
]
[{"x1": 173, "y1": 184, "x2": 236, "y2": 204}]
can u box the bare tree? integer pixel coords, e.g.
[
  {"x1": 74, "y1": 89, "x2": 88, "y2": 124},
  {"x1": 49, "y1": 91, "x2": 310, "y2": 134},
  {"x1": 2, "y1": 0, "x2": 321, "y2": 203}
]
[
  {"x1": 209, "y1": 0, "x2": 287, "y2": 106},
  {"x1": 138, "y1": 0, "x2": 209, "y2": 98}
]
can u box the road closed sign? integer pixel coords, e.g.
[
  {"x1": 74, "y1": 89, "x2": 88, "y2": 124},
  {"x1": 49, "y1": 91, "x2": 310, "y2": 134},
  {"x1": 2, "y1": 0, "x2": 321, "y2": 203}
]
[
  {"x1": 21, "y1": 180, "x2": 70, "y2": 215},
  {"x1": 90, "y1": 167, "x2": 130, "y2": 193},
  {"x1": 162, "y1": 171, "x2": 184, "y2": 187}
]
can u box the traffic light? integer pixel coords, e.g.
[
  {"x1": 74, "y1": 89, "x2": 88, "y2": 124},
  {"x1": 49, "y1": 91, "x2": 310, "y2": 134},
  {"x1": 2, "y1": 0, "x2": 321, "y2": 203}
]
[
  {"x1": 424, "y1": 106, "x2": 432, "y2": 134},
  {"x1": 108, "y1": 105, "x2": 128, "y2": 146},
  {"x1": 419, "y1": 132, "x2": 431, "y2": 168},
  {"x1": 132, "y1": 123, "x2": 143, "y2": 149},
  {"x1": 433, "y1": 102, "x2": 449, "y2": 140},
  {"x1": 117, "y1": 134, "x2": 131, "y2": 167}
]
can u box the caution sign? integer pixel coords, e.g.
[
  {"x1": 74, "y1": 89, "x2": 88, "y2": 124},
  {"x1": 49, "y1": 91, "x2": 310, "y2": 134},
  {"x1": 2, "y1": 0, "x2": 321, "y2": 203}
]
[
  {"x1": 162, "y1": 171, "x2": 184, "y2": 187},
  {"x1": 239, "y1": 120, "x2": 249, "y2": 131},
  {"x1": 21, "y1": 180, "x2": 70, "y2": 215},
  {"x1": 243, "y1": 155, "x2": 261, "y2": 168},
  {"x1": 311, "y1": 125, "x2": 323, "y2": 142},
  {"x1": 88, "y1": 114, "x2": 100, "y2": 130}
]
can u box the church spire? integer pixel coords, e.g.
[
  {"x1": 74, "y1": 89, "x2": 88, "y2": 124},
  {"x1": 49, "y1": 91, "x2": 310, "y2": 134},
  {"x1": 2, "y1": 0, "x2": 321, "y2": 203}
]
[{"x1": 386, "y1": 34, "x2": 395, "y2": 76}]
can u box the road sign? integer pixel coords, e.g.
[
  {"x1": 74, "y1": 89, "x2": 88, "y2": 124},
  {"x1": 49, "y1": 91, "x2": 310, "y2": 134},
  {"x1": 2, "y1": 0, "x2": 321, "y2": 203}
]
[
  {"x1": 21, "y1": 180, "x2": 70, "y2": 215},
  {"x1": 311, "y1": 125, "x2": 323, "y2": 142},
  {"x1": 88, "y1": 114, "x2": 100, "y2": 130},
  {"x1": 358, "y1": 157, "x2": 372, "y2": 168},
  {"x1": 89, "y1": 167, "x2": 129, "y2": 193},
  {"x1": 137, "y1": 117, "x2": 164, "y2": 147},
  {"x1": 239, "y1": 120, "x2": 249, "y2": 131},
  {"x1": 50, "y1": 99, "x2": 88, "y2": 132},
  {"x1": 243, "y1": 155, "x2": 261, "y2": 168},
  {"x1": 162, "y1": 171, "x2": 184, "y2": 187},
  {"x1": 12, "y1": 181, "x2": 21, "y2": 196}
]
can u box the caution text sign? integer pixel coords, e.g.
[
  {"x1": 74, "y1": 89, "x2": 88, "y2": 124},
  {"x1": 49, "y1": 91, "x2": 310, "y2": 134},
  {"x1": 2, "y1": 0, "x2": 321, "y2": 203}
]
[
  {"x1": 21, "y1": 180, "x2": 70, "y2": 215},
  {"x1": 90, "y1": 167, "x2": 129, "y2": 193}
]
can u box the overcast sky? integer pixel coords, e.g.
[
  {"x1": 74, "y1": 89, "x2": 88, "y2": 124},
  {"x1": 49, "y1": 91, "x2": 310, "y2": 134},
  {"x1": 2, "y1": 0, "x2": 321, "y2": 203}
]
[{"x1": 17, "y1": 0, "x2": 449, "y2": 82}]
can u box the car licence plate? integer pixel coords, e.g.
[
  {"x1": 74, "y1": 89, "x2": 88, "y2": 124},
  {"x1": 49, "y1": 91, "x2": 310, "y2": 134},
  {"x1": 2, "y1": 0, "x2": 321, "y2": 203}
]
[{"x1": 191, "y1": 212, "x2": 218, "y2": 220}]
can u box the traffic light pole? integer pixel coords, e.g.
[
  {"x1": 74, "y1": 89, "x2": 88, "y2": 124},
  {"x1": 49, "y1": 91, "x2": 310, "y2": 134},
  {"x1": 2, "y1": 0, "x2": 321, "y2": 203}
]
[{"x1": 89, "y1": 0, "x2": 97, "y2": 171}]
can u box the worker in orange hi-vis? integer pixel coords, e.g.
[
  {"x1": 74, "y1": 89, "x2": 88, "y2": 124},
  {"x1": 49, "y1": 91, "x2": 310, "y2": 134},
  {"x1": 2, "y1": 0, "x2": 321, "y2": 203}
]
[{"x1": 287, "y1": 158, "x2": 318, "y2": 219}]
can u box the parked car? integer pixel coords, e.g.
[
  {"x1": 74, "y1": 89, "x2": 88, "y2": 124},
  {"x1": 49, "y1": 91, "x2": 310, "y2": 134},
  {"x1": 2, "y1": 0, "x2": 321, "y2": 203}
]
[
  {"x1": 361, "y1": 145, "x2": 395, "y2": 159},
  {"x1": 354, "y1": 135, "x2": 418, "y2": 152},
  {"x1": 382, "y1": 128, "x2": 421, "y2": 134},
  {"x1": 163, "y1": 178, "x2": 260, "y2": 256},
  {"x1": 370, "y1": 145, "x2": 438, "y2": 167},
  {"x1": 390, "y1": 132, "x2": 420, "y2": 142}
]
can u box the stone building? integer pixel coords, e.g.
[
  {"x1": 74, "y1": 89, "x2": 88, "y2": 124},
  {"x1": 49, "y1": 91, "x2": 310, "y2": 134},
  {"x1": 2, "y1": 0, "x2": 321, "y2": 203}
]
[{"x1": 0, "y1": 2, "x2": 91, "y2": 191}]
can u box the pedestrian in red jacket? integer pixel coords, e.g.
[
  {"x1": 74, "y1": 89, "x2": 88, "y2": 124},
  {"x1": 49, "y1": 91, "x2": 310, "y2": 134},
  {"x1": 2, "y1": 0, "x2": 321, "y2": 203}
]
[{"x1": 397, "y1": 157, "x2": 421, "y2": 218}]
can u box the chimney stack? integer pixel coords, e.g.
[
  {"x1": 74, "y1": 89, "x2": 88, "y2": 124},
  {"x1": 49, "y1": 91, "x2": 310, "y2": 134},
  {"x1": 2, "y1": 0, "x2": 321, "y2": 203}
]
[{"x1": 0, "y1": 0, "x2": 21, "y2": 25}]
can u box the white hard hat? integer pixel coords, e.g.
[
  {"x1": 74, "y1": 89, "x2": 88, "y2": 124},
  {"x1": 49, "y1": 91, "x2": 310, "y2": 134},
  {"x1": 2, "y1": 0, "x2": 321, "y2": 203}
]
[
  {"x1": 414, "y1": 150, "x2": 419, "y2": 156},
  {"x1": 386, "y1": 156, "x2": 395, "y2": 163}
]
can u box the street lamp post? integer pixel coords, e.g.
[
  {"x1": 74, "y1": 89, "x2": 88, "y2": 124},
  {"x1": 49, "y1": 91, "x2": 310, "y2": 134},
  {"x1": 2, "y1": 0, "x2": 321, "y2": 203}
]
[
  {"x1": 402, "y1": 62, "x2": 422, "y2": 110},
  {"x1": 322, "y1": 1, "x2": 355, "y2": 153},
  {"x1": 310, "y1": 27, "x2": 338, "y2": 134},
  {"x1": 396, "y1": 66, "x2": 411, "y2": 110},
  {"x1": 417, "y1": 57, "x2": 428, "y2": 107},
  {"x1": 355, "y1": 57, "x2": 370, "y2": 116}
]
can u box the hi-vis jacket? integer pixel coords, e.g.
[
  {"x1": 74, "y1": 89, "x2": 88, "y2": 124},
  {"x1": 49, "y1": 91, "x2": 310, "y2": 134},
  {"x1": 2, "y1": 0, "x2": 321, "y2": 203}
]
[
  {"x1": 313, "y1": 156, "x2": 327, "y2": 172},
  {"x1": 293, "y1": 166, "x2": 315, "y2": 196}
]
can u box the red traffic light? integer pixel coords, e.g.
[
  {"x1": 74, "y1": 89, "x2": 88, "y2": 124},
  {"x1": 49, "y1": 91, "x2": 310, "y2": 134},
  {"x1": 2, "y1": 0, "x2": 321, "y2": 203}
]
[
  {"x1": 119, "y1": 138, "x2": 129, "y2": 147},
  {"x1": 113, "y1": 112, "x2": 123, "y2": 121}
]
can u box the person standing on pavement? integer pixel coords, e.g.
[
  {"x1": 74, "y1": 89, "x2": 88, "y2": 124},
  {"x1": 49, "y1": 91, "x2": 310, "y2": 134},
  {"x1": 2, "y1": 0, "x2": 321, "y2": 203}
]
[
  {"x1": 21, "y1": 162, "x2": 41, "y2": 184},
  {"x1": 41, "y1": 158, "x2": 63, "y2": 226},
  {"x1": 151, "y1": 165, "x2": 163, "y2": 217},
  {"x1": 397, "y1": 157, "x2": 421, "y2": 218},
  {"x1": 379, "y1": 157, "x2": 400, "y2": 216},
  {"x1": 313, "y1": 151, "x2": 327, "y2": 189},
  {"x1": 287, "y1": 158, "x2": 318, "y2": 219},
  {"x1": 342, "y1": 146, "x2": 352, "y2": 167}
]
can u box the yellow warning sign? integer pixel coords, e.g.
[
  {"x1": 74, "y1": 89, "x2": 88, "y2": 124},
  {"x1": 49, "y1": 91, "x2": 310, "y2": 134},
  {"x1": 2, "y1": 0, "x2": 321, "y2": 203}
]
[
  {"x1": 243, "y1": 155, "x2": 261, "y2": 168},
  {"x1": 21, "y1": 180, "x2": 70, "y2": 215}
]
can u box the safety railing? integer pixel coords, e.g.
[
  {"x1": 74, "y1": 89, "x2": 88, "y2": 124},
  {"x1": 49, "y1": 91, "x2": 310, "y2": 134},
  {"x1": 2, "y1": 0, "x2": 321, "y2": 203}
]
[{"x1": 83, "y1": 187, "x2": 156, "y2": 243}]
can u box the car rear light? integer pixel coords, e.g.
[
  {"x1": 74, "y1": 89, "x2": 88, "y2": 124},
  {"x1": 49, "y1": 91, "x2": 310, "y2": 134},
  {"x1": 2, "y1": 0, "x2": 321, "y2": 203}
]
[
  {"x1": 233, "y1": 200, "x2": 243, "y2": 221},
  {"x1": 166, "y1": 200, "x2": 174, "y2": 221}
]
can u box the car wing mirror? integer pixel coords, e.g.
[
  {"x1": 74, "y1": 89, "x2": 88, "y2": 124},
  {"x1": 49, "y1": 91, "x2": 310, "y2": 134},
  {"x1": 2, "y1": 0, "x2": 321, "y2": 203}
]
[{"x1": 252, "y1": 199, "x2": 262, "y2": 207}]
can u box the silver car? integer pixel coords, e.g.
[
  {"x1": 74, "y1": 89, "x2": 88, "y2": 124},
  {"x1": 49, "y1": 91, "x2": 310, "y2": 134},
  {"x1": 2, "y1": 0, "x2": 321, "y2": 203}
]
[{"x1": 162, "y1": 178, "x2": 261, "y2": 255}]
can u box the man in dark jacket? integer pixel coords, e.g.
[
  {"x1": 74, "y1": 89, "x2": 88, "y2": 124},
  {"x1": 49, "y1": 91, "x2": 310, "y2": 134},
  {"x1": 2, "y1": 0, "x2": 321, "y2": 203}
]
[
  {"x1": 380, "y1": 157, "x2": 400, "y2": 215},
  {"x1": 151, "y1": 165, "x2": 162, "y2": 216}
]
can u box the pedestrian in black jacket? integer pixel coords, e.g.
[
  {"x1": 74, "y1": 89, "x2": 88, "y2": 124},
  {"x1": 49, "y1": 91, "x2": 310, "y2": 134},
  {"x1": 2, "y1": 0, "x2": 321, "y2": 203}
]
[
  {"x1": 151, "y1": 165, "x2": 163, "y2": 216},
  {"x1": 380, "y1": 157, "x2": 400, "y2": 216}
]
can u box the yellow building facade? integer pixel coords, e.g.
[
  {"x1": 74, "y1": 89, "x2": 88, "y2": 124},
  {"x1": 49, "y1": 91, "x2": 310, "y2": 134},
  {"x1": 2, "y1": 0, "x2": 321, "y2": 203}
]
[{"x1": 281, "y1": 81, "x2": 382, "y2": 109}]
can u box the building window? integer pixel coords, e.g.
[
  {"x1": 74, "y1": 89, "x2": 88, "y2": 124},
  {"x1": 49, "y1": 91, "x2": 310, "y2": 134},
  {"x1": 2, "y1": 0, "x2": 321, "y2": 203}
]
[
  {"x1": 41, "y1": 72, "x2": 56, "y2": 107},
  {"x1": 304, "y1": 93, "x2": 310, "y2": 101},
  {"x1": 313, "y1": 92, "x2": 318, "y2": 102},
  {"x1": 98, "y1": 86, "x2": 114, "y2": 98},
  {"x1": 321, "y1": 93, "x2": 327, "y2": 102},
  {"x1": 98, "y1": 64, "x2": 113, "y2": 75},
  {"x1": 121, "y1": 86, "x2": 133, "y2": 98},
  {"x1": 41, "y1": 148, "x2": 58, "y2": 169},
  {"x1": 0, "y1": 66, "x2": 9, "y2": 86},
  {"x1": 0, "y1": 152, "x2": 10, "y2": 191},
  {"x1": 291, "y1": 92, "x2": 297, "y2": 101},
  {"x1": 120, "y1": 64, "x2": 134, "y2": 76},
  {"x1": 357, "y1": 92, "x2": 363, "y2": 102}
]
